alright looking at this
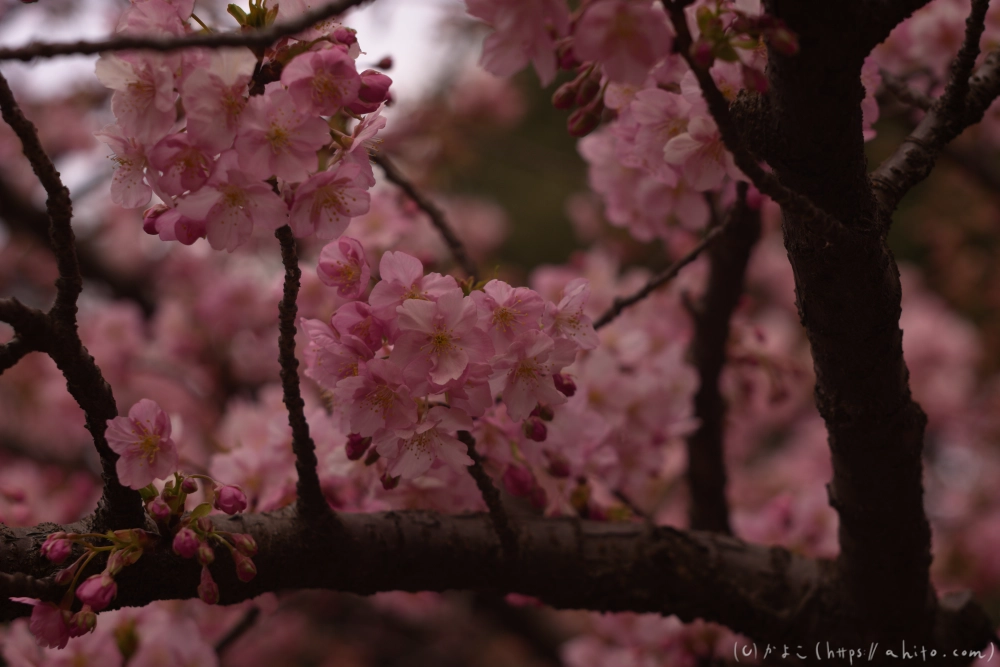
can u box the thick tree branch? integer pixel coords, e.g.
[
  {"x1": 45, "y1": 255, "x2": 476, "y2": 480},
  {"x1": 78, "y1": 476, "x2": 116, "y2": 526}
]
[
  {"x1": 373, "y1": 154, "x2": 478, "y2": 280},
  {"x1": 861, "y1": 0, "x2": 936, "y2": 50},
  {"x1": 0, "y1": 0, "x2": 372, "y2": 62},
  {"x1": 685, "y1": 185, "x2": 761, "y2": 534},
  {"x1": 0, "y1": 74, "x2": 143, "y2": 530},
  {"x1": 761, "y1": 0, "x2": 934, "y2": 638},
  {"x1": 0, "y1": 509, "x2": 993, "y2": 665},
  {"x1": 593, "y1": 223, "x2": 725, "y2": 330},
  {"x1": 275, "y1": 226, "x2": 335, "y2": 521}
]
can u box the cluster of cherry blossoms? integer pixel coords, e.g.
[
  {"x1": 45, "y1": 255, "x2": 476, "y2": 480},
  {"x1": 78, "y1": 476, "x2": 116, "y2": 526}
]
[
  {"x1": 303, "y1": 243, "x2": 598, "y2": 484},
  {"x1": 95, "y1": 0, "x2": 391, "y2": 252}
]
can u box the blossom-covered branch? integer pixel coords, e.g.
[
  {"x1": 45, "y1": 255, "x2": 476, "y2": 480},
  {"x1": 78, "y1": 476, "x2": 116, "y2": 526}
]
[
  {"x1": 374, "y1": 154, "x2": 478, "y2": 280},
  {"x1": 872, "y1": 32, "x2": 1000, "y2": 215},
  {"x1": 0, "y1": 0, "x2": 372, "y2": 62},
  {"x1": 0, "y1": 71, "x2": 144, "y2": 530},
  {"x1": 685, "y1": 185, "x2": 760, "y2": 534}
]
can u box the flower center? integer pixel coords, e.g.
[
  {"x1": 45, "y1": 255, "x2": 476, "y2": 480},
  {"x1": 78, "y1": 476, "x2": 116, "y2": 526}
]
[{"x1": 138, "y1": 433, "x2": 161, "y2": 463}]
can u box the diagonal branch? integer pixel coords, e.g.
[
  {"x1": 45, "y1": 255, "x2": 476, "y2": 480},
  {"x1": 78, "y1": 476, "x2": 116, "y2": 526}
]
[
  {"x1": 0, "y1": 0, "x2": 373, "y2": 62},
  {"x1": 275, "y1": 226, "x2": 337, "y2": 522},
  {"x1": 879, "y1": 69, "x2": 933, "y2": 110},
  {"x1": 593, "y1": 224, "x2": 726, "y2": 330},
  {"x1": 373, "y1": 154, "x2": 478, "y2": 280},
  {"x1": 938, "y1": 0, "x2": 990, "y2": 122},
  {"x1": 459, "y1": 431, "x2": 519, "y2": 562},
  {"x1": 685, "y1": 184, "x2": 761, "y2": 534},
  {"x1": 0, "y1": 73, "x2": 144, "y2": 530},
  {"x1": 872, "y1": 50, "x2": 1000, "y2": 216},
  {"x1": 861, "y1": 0, "x2": 936, "y2": 50}
]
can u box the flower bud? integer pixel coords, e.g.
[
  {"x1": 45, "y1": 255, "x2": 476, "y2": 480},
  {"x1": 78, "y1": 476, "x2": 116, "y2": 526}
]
[
  {"x1": 556, "y1": 37, "x2": 580, "y2": 70},
  {"x1": 364, "y1": 449, "x2": 381, "y2": 466},
  {"x1": 502, "y1": 466, "x2": 535, "y2": 498},
  {"x1": 214, "y1": 485, "x2": 248, "y2": 515},
  {"x1": 691, "y1": 37, "x2": 715, "y2": 68},
  {"x1": 574, "y1": 76, "x2": 601, "y2": 107},
  {"x1": 552, "y1": 81, "x2": 578, "y2": 110},
  {"x1": 172, "y1": 527, "x2": 199, "y2": 559},
  {"x1": 76, "y1": 573, "x2": 117, "y2": 612},
  {"x1": 553, "y1": 373, "x2": 577, "y2": 397},
  {"x1": 54, "y1": 555, "x2": 84, "y2": 586},
  {"x1": 233, "y1": 551, "x2": 257, "y2": 583},
  {"x1": 197, "y1": 516, "x2": 213, "y2": 533},
  {"x1": 545, "y1": 452, "x2": 571, "y2": 478},
  {"x1": 231, "y1": 533, "x2": 258, "y2": 557},
  {"x1": 142, "y1": 204, "x2": 169, "y2": 236},
  {"x1": 530, "y1": 404, "x2": 555, "y2": 421},
  {"x1": 381, "y1": 473, "x2": 400, "y2": 490},
  {"x1": 197, "y1": 542, "x2": 215, "y2": 566},
  {"x1": 345, "y1": 433, "x2": 372, "y2": 461},
  {"x1": 147, "y1": 496, "x2": 171, "y2": 522},
  {"x1": 333, "y1": 27, "x2": 357, "y2": 45},
  {"x1": 198, "y1": 566, "x2": 219, "y2": 605},
  {"x1": 41, "y1": 533, "x2": 71, "y2": 564},
  {"x1": 567, "y1": 106, "x2": 601, "y2": 137},
  {"x1": 523, "y1": 416, "x2": 548, "y2": 442},
  {"x1": 67, "y1": 606, "x2": 96, "y2": 637},
  {"x1": 376, "y1": 55, "x2": 393, "y2": 70},
  {"x1": 180, "y1": 477, "x2": 199, "y2": 494}
]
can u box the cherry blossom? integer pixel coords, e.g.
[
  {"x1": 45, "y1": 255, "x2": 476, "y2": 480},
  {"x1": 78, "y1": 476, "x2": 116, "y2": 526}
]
[
  {"x1": 493, "y1": 329, "x2": 579, "y2": 420},
  {"x1": 281, "y1": 46, "x2": 362, "y2": 116},
  {"x1": 289, "y1": 162, "x2": 371, "y2": 240},
  {"x1": 104, "y1": 399, "x2": 177, "y2": 490},
  {"x1": 573, "y1": 0, "x2": 674, "y2": 84},
  {"x1": 374, "y1": 406, "x2": 475, "y2": 479}
]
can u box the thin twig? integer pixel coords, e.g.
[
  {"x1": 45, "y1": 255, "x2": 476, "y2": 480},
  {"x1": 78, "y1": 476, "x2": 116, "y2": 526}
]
[
  {"x1": 879, "y1": 68, "x2": 933, "y2": 110},
  {"x1": 275, "y1": 226, "x2": 333, "y2": 521},
  {"x1": 593, "y1": 225, "x2": 726, "y2": 330},
  {"x1": 685, "y1": 183, "x2": 760, "y2": 534},
  {"x1": 458, "y1": 431, "x2": 519, "y2": 561},
  {"x1": 373, "y1": 154, "x2": 478, "y2": 280},
  {"x1": 662, "y1": 0, "x2": 843, "y2": 234},
  {"x1": 0, "y1": 0, "x2": 373, "y2": 62},
  {"x1": 214, "y1": 605, "x2": 261, "y2": 655}
]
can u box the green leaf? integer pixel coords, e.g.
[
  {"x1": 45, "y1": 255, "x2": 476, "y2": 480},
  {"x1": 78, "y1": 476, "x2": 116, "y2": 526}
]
[
  {"x1": 227, "y1": 4, "x2": 249, "y2": 26},
  {"x1": 188, "y1": 503, "x2": 213, "y2": 522}
]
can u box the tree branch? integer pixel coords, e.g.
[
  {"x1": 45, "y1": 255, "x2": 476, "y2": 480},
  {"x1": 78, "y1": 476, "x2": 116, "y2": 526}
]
[
  {"x1": 373, "y1": 154, "x2": 478, "y2": 280},
  {"x1": 879, "y1": 68, "x2": 933, "y2": 110},
  {"x1": 872, "y1": 50, "x2": 1000, "y2": 216},
  {"x1": 275, "y1": 226, "x2": 335, "y2": 522},
  {"x1": 685, "y1": 184, "x2": 761, "y2": 534},
  {"x1": 0, "y1": 509, "x2": 993, "y2": 665},
  {"x1": 861, "y1": 0, "x2": 936, "y2": 50},
  {"x1": 0, "y1": 0, "x2": 373, "y2": 62},
  {"x1": 0, "y1": 71, "x2": 145, "y2": 530},
  {"x1": 938, "y1": 0, "x2": 990, "y2": 121},
  {"x1": 593, "y1": 224, "x2": 726, "y2": 330},
  {"x1": 459, "y1": 431, "x2": 519, "y2": 562}
]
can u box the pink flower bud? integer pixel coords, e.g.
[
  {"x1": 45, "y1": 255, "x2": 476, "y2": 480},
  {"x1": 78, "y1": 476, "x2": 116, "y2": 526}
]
[
  {"x1": 357, "y1": 69, "x2": 392, "y2": 103},
  {"x1": 552, "y1": 81, "x2": 578, "y2": 110},
  {"x1": 198, "y1": 566, "x2": 219, "y2": 605},
  {"x1": 142, "y1": 204, "x2": 169, "y2": 235},
  {"x1": 147, "y1": 496, "x2": 171, "y2": 522},
  {"x1": 76, "y1": 573, "x2": 117, "y2": 612},
  {"x1": 197, "y1": 516, "x2": 213, "y2": 533},
  {"x1": 529, "y1": 404, "x2": 555, "y2": 421},
  {"x1": 54, "y1": 556, "x2": 83, "y2": 586},
  {"x1": 197, "y1": 541, "x2": 215, "y2": 566},
  {"x1": 502, "y1": 466, "x2": 535, "y2": 498},
  {"x1": 345, "y1": 433, "x2": 372, "y2": 461},
  {"x1": 553, "y1": 373, "x2": 577, "y2": 397},
  {"x1": 381, "y1": 473, "x2": 400, "y2": 490},
  {"x1": 376, "y1": 55, "x2": 393, "y2": 70},
  {"x1": 523, "y1": 416, "x2": 548, "y2": 442},
  {"x1": 574, "y1": 76, "x2": 601, "y2": 107},
  {"x1": 233, "y1": 551, "x2": 257, "y2": 583},
  {"x1": 67, "y1": 606, "x2": 96, "y2": 638},
  {"x1": 173, "y1": 527, "x2": 199, "y2": 559},
  {"x1": 41, "y1": 533, "x2": 71, "y2": 564},
  {"x1": 567, "y1": 107, "x2": 601, "y2": 137},
  {"x1": 231, "y1": 533, "x2": 258, "y2": 557},
  {"x1": 556, "y1": 38, "x2": 580, "y2": 70},
  {"x1": 333, "y1": 27, "x2": 357, "y2": 45},
  {"x1": 181, "y1": 477, "x2": 198, "y2": 494},
  {"x1": 691, "y1": 37, "x2": 715, "y2": 68},
  {"x1": 214, "y1": 485, "x2": 248, "y2": 515},
  {"x1": 545, "y1": 452, "x2": 571, "y2": 478}
]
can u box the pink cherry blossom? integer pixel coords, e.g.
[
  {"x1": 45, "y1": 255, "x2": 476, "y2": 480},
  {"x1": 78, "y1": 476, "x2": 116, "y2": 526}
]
[
  {"x1": 104, "y1": 398, "x2": 177, "y2": 489},
  {"x1": 180, "y1": 48, "x2": 256, "y2": 152},
  {"x1": 95, "y1": 53, "x2": 177, "y2": 144},
  {"x1": 330, "y1": 301, "x2": 384, "y2": 352},
  {"x1": 573, "y1": 0, "x2": 673, "y2": 84},
  {"x1": 214, "y1": 484, "x2": 248, "y2": 514},
  {"x1": 663, "y1": 114, "x2": 742, "y2": 191},
  {"x1": 466, "y1": 0, "x2": 571, "y2": 86},
  {"x1": 392, "y1": 289, "x2": 495, "y2": 385},
  {"x1": 332, "y1": 105, "x2": 387, "y2": 188},
  {"x1": 234, "y1": 84, "x2": 331, "y2": 182},
  {"x1": 333, "y1": 358, "x2": 418, "y2": 437},
  {"x1": 348, "y1": 69, "x2": 393, "y2": 114},
  {"x1": 282, "y1": 46, "x2": 362, "y2": 116},
  {"x1": 374, "y1": 406, "x2": 474, "y2": 479},
  {"x1": 289, "y1": 162, "x2": 371, "y2": 240},
  {"x1": 147, "y1": 133, "x2": 214, "y2": 196},
  {"x1": 471, "y1": 279, "x2": 546, "y2": 352},
  {"x1": 94, "y1": 124, "x2": 153, "y2": 209},
  {"x1": 493, "y1": 330, "x2": 578, "y2": 420},
  {"x1": 543, "y1": 278, "x2": 600, "y2": 350},
  {"x1": 24, "y1": 600, "x2": 70, "y2": 649},
  {"x1": 368, "y1": 251, "x2": 459, "y2": 324},
  {"x1": 303, "y1": 318, "x2": 373, "y2": 389},
  {"x1": 318, "y1": 237, "x2": 371, "y2": 299}
]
